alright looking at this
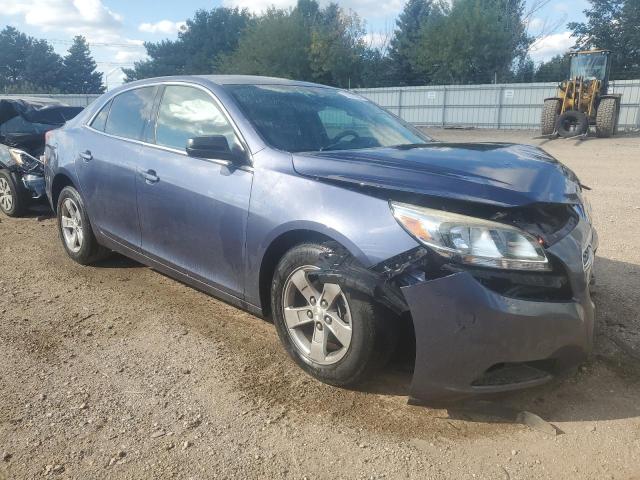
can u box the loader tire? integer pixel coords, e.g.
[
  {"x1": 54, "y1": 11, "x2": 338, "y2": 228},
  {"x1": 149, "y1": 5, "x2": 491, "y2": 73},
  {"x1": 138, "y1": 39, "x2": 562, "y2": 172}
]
[
  {"x1": 596, "y1": 97, "x2": 618, "y2": 138},
  {"x1": 541, "y1": 99, "x2": 561, "y2": 135},
  {"x1": 556, "y1": 111, "x2": 588, "y2": 138}
]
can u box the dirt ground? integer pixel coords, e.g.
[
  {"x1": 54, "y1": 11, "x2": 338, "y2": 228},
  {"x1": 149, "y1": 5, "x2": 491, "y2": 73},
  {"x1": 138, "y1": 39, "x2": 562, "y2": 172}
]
[{"x1": 1, "y1": 129, "x2": 640, "y2": 480}]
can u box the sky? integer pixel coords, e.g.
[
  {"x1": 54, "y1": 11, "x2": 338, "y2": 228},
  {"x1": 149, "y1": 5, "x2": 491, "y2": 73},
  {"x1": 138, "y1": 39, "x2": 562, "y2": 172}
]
[{"x1": 0, "y1": 0, "x2": 590, "y2": 89}]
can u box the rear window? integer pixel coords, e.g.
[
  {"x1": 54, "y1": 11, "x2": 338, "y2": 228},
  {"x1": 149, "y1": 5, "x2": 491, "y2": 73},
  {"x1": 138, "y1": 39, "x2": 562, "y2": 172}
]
[
  {"x1": 90, "y1": 100, "x2": 112, "y2": 132},
  {"x1": 104, "y1": 87, "x2": 157, "y2": 140}
]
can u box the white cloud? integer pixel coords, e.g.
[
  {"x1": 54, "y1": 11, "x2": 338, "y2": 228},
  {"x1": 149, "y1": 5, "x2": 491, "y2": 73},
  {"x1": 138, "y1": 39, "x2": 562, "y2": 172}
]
[
  {"x1": 363, "y1": 32, "x2": 390, "y2": 51},
  {"x1": 527, "y1": 17, "x2": 544, "y2": 33},
  {"x1": 139, "y1": 20, "x2": 187, "y2": 35},
  {"x1": 114, "y1": 50, "x2": 146, "y2": 63},
  {"x1": 1, "y1": 0, "x2": 122, "y2": 33},
  {"x1": 529, "y1": 31, "x2": 574, "y2": 62}
]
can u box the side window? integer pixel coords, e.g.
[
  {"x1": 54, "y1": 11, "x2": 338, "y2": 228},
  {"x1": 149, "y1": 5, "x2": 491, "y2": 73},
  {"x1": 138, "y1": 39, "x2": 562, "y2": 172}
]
[
  {"x1": 104, "y1": 87, "x2": 157, "y2": 140},
  {"x1": 90, "y1": 99, "x2": 112, "y2": 132},
  {"x1": 154, "y1": 85, "x2": 240, "y2": 152}
]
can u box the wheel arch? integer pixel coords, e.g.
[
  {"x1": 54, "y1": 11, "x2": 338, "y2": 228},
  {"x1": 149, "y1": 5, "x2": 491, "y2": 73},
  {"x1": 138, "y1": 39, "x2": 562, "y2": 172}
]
[
  {"x1": 50, "y1": 172, "x2": 78, "y2": 214},
  {"x1": 257, "y1": 227, "x2": 362, "y2": 317}
]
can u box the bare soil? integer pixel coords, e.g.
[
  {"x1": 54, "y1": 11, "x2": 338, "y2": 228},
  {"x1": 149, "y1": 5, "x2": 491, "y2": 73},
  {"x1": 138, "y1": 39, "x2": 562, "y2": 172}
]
[{"x1": 1, "y1": 129, "x2": 640, "y2": 480}]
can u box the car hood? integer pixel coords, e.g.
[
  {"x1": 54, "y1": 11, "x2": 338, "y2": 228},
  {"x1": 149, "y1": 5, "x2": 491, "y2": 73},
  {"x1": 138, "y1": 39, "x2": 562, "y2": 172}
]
[{"x1": 292, "y1": 142, "x2": 583, "y2": 207}]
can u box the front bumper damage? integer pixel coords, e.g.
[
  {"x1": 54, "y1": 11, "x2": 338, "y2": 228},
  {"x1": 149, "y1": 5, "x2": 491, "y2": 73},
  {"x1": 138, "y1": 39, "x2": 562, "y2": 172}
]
[
  {"x1": 313, "y1": 217, "x2": 597, "y2": 405},
  {"x1": 0, "y1": 146, "x2": 46, "y2": 199}
]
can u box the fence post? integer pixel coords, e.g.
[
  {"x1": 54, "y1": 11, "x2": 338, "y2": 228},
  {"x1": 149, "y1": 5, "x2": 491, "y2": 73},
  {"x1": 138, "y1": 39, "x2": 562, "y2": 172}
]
[
  {"x1": 397, "y1": 88, "x2": 403, "y2": 119},
  {"x1": 441, "y1": 86, "x2": 447, "y2": 128},
  {"x1": 496, "y1": 86, "x2": 504, "y2": 129}
]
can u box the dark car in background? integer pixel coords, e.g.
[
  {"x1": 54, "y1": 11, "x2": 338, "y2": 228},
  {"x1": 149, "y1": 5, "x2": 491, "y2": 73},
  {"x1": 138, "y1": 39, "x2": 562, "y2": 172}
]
[
  {"x1": 0, "y1": 98, "x2": 82, "y2": 217},
  {"x1": 44, "y1": 76, "x2": 597, "y2": 403}
]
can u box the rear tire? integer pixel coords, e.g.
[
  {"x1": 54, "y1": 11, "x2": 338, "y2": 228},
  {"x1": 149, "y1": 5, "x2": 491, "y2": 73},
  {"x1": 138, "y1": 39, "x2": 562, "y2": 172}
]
[
  {"x1": 271, "y1": 242, "x2": 397, "y2": 387},
  {"x1": 596, "y1": 97, "x2": 618, "y2": 138},
  {"x1": 541, "y1": 99, "x2": 561, "y2": 135},
  {"x1": 56, "y1": 186, "x2": 109, "y2": 265},
  {"x1": 556, "y1": 110, "x2": 589, "y2": 138},
  {"x1": 0, "y1": 170, "x2": 27, "y2": 217}
]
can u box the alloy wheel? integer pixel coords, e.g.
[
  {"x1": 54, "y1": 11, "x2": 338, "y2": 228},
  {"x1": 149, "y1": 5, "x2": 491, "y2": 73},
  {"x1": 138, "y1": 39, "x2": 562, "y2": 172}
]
[
  {"x1": 282, "y1": 265, "x2": 353, "y2": 366},
  {"x1": 60, "y1": 198, "x2": 84, "y2": 253},
  {"x1": 0, "y1": 177, "x2": 13, "y2": 213}
]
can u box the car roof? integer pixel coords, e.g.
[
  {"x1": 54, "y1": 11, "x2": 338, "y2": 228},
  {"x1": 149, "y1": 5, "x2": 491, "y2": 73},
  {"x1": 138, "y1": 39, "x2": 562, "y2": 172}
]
[{"x1": 122, "y1": 75, "x2": 333, "y2": 90}]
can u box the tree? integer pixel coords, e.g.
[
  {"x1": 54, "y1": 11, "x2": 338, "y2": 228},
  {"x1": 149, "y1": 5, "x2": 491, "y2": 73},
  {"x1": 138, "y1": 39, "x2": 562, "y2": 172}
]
[
  {"x1": 25, "y1": 39, "x2": 64, "y2": 91},
  {"x1": 220, "y1": 1, "x2": 366, "y2": 87},
  {"x1": 0, "y1": 26, "x2": 31, "y2": 88},
  {"x1": 0, "y1": 26, "x2": 64, "y2": 93},
  {"x1": 388, "y1": 0, "x2": 445, "y2": 86},
  {"x1": 123, "y1": 40, "x2": 187, "y2": 80},
  {"x1": 569, "y1": 0, "x2": 640, "y2": 79},
  {"x1": 124, "y1": 7, "x2": 253, "y2": 81},
  {"x1": 61, "y1": 36, "x2": 104, "y2": 93},
  {"x1": 535, "y1": 54, "x2": 571, "y2": 82},
  {"x1": 219, "y1": 7, "x2": 313, "y2": 80},
  {"x1": 410, "y1": 0, "x2": 532, "y2": 84},
  {"x1": 308, "y1": 3, "x2": 367, "y2": 88}
]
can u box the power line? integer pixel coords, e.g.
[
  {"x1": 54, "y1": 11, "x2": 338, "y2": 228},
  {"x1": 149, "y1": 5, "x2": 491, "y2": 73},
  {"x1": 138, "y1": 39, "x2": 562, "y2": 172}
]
[{"x1": 47, "y1": 38, "x2": 145, "y2": 49}]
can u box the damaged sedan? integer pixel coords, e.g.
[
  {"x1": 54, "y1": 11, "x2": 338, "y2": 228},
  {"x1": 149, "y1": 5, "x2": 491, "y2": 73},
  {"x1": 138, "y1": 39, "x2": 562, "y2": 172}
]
[
  {"x1": 0, "y1": 98, "x2": 82, "y2": 216},
  {"x1": 44, "y1": 76, "x2": 597, "y2": 404}
]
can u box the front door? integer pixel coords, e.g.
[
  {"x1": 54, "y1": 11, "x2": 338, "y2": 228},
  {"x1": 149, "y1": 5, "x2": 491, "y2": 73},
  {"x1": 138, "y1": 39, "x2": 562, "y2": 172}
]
[
  {"x1": 136, "y1": 84, "x2": 253, "y2": 297},
  {"x1": 76, "y1": 86, "x2": 158, "y2": 249}
]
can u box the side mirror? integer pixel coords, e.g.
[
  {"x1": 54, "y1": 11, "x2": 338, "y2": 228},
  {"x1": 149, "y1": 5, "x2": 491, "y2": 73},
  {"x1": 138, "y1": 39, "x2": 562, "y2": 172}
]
[{"x1": 186, "y1": 136, "x2": 245, "y2": 163}]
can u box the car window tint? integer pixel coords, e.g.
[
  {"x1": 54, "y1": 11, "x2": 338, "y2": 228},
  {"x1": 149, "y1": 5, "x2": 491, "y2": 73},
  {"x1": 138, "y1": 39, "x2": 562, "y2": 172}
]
[
  {"x1": 155, "y1": 85, "x2": 240, "y2": 152},
  {"x1": 318, "y1": 107, "x2": 372, "y2": 140},
  {"x1": 90, "y1": 100, "x2": 112, "y2": 132},
  {"x1": 226, "y1": 85, "x2": 426, "y2": 153},
  {"x1": 104, "y1": 87, "x2": 156, "y2": 140}
]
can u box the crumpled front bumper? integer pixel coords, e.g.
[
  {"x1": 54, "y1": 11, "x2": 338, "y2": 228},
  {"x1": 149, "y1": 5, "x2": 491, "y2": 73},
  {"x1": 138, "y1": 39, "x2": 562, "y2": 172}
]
[
  {"x1": 21, "y1": 173, "x2": 46, "y2": 199},
  {"x1": 404, "y1": 218, "x2": 596, "y2": 404}
]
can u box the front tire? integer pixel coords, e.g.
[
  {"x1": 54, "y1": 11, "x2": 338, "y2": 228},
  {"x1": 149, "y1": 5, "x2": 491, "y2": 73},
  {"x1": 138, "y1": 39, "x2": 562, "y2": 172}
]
[
  {"x1": 56, "y1": 186, "x2": 108, "y2": 265},
  {"x1": 271, "y1": 243, "x2": 397, "y2": 387},
  {"x1": 596, "y1": 97, "x2": 618, "y2": 138},
  {"x1": 0, "y1": 170, "x2": 27, "y2": 217},
  {"x1": 541, "y1": 99, "x2": 561, "y2": 135}
]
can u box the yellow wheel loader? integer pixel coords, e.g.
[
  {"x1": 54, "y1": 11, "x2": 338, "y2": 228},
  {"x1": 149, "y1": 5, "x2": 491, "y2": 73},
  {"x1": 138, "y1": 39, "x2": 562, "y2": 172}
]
[{"x1": 541, "y1": 50, "x2": 621, "y2": 138}]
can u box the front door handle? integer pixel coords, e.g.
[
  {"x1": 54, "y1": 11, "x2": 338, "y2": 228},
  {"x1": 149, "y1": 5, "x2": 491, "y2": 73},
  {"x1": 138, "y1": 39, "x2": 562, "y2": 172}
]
[
  {"x1": 79, "y1": 150, "x2": 92, "y2": 162},
  {"x1": 141, "y1": 169, "x2": 159, "y2": 184}
]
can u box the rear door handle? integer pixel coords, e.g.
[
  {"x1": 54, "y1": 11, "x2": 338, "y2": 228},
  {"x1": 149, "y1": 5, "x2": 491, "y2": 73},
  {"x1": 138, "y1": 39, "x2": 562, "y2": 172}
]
[
  {"x1": 141, "y1": 169, "x2": 159, "y2": 184},
  {"x1": 79, "y1": 150, "x2": 92, "y2": 162}
]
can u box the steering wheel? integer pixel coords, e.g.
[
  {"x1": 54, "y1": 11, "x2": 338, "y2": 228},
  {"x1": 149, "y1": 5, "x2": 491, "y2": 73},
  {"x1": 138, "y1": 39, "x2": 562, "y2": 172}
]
[
  {"x1": 332, "y1": 129, "x2": 360, "y2": 144},
  {"x1": 321, "y1": 130, "x2": 361, "y2": 151}
]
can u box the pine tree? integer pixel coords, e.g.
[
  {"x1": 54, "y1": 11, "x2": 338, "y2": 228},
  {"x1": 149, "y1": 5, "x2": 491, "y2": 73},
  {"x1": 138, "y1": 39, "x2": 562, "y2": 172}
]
[
  {"x1": 61, "y1": 36, "x2": 104, "y2": 93},
  {"x1": 388, "y1": 0, "x2": 444, "y2": 86}
]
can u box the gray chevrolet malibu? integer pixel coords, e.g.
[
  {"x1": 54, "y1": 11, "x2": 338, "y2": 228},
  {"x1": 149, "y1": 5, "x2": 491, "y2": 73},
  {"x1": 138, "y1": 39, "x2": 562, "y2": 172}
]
[{"x1": 44, "y1": 76, "x2": 597, "y2": 403}]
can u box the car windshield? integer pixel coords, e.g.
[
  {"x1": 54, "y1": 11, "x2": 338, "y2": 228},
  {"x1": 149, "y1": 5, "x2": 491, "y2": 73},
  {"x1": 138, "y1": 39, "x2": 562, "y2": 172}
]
[
  {"x1": 225, "y1": 84, "x2": 429, "y2": 153},
  {"x1": 570, "y1": 54, "x2": 608, "y2": 81}
]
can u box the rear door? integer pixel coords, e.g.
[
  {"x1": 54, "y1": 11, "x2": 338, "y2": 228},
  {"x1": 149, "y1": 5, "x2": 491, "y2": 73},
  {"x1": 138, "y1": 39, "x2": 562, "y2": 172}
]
[
  {"x1": 136, "y1": 84, "x2": 253, "y2": 296},
  {"x1": 77, "y1": 86, "x2": 158, "y2": 249}
]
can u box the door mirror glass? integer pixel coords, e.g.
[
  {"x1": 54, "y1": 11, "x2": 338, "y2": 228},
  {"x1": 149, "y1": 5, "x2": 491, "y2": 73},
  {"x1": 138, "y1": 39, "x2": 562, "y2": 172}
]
[{"x1": 186, "y1": 135, "x2": 244, "y2": 162}]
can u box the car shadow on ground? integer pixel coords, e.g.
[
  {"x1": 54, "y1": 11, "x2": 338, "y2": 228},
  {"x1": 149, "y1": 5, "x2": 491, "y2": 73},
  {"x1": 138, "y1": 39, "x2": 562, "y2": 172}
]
[
  {"x1": 17, "y1": 202, "x2": 54, "y2": 219},
  {"x1": 355, "y1": 255, "x2": 640, "y2": 424},
  {"x1": 93, "y1": 252, "x2": 145, "y2": 269}
]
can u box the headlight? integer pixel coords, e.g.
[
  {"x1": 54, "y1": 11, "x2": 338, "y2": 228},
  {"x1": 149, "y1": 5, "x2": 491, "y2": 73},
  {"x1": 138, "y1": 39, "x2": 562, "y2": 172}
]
[
  {"x1": 9, "y1": 148, "x2": 41, "y2": 168},
  {"x1": 9, "y1": 148, "x2": 26, "y2": 165},
  {"x1": 390, "y1": 202, "x2": 550, "y2": 271}
]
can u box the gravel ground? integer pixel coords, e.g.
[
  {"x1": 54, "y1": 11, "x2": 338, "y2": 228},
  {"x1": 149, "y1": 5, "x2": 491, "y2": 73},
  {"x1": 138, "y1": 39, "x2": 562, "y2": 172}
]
[{"x1": 1, "y1": 129, "x2": 640, "y2": 480}]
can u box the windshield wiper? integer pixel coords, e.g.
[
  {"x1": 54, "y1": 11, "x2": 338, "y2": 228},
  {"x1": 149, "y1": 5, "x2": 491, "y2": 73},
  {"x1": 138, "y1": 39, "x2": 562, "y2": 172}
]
[{"x1": 389, "y1": 143, "x2": 433, "y2": 150}]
